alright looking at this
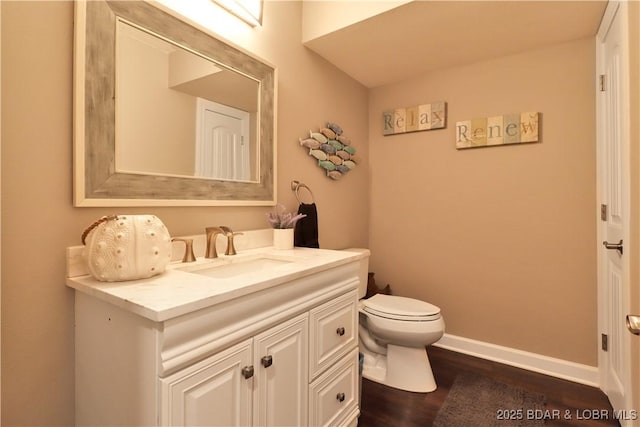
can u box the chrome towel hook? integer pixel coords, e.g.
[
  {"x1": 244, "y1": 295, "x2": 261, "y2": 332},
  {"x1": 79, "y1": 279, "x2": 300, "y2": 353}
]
[{"x1": 291, "y1": 180, "x2": 315, "y2": 204}]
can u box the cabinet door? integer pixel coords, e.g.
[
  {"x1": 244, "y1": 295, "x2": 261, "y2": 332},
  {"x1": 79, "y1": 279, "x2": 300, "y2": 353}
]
[
  {"x1": 161, "y1": 339, "x2": 253, "y2": 427},
  {"x1": 254, "y1": 312, "x2": 309, "y2": 427}
]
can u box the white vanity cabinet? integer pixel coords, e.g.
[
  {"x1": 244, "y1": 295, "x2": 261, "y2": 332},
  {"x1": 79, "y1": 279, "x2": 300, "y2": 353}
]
[
  {"x1": 161, "y1": 313, "x2": 309, "y2": 427},
  {"x1": 68, "y1": 246, "x2": 366, "y2": 427}
]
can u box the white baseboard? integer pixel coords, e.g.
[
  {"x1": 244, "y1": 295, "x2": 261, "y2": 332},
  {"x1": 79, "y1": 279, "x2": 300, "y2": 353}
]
[{"x1": 433, "y1": 333, "x2": 600, "y2": 388}]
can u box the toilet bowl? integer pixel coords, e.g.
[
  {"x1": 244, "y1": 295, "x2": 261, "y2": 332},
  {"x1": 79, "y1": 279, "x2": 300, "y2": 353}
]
[
  {"x1": 345, "y1": 248, "x2": 445, "y2": 393},
  {"x1": 359, "y1": 294, "x2": 444, "y2": 392}
]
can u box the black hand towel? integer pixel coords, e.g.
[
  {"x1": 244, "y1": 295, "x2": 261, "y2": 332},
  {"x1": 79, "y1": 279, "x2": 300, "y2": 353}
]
[{"x1": 294, "y1": 203, "x2": 319, "y2": 248}]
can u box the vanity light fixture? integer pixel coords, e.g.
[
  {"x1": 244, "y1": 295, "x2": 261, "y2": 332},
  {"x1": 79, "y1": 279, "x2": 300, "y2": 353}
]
[{"x1": 212, "y1": 0, "x2": 263, "y2": 27}]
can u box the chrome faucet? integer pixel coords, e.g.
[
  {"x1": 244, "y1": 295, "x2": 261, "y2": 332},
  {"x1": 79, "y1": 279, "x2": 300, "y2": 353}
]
[
  {"x1": 220, "y1": 226, "x2": 243, "y2": 255},
  {"x1": 205, "y1": 227, "x2": 225, "y2": 258}
]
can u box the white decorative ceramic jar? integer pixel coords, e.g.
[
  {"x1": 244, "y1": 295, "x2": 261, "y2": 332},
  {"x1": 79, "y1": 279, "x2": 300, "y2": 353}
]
[
  {"x1": 273, "y1": 228, "x2": 294, "y2": 250},
  {"x1": 82, "y1": 215, "x2": 172, "y2": 282}
]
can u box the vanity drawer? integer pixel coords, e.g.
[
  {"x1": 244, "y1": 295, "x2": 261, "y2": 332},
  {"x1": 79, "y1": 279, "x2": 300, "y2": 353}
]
[
  {"x1": 309, "y1": 290, "x2": 358, "y2": 379},
  {"x1": 309, "y1": 349, "x2": 359, "y2": 427}
]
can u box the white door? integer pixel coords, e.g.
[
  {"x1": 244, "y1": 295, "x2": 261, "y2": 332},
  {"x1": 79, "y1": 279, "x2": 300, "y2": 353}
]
[
  {"x1": 196, "y1": 99, "x2": 250, "y2": 181},
  {"x1": 597, "y1": 0, "x2": 633, "y2": 420},
  {"x1": 161, "y1": 340, "x2": 253, "y2": 427},
  {"x1": 254, "y1": 313, "x2": 309, "y2": 427}
]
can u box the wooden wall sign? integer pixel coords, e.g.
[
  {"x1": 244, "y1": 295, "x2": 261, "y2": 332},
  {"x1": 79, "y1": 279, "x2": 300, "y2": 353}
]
[
  {"x1": 383, "y1": 101, "x2": 447, "y2": 136},
  {"x1": 456, "y1": 112, "x2": 539, "y2": 149}
]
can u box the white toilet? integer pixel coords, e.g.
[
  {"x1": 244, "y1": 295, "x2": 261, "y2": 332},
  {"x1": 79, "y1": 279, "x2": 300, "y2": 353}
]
[{"x1": 349, "y1": 249, "x2": 445, "y2": 393}]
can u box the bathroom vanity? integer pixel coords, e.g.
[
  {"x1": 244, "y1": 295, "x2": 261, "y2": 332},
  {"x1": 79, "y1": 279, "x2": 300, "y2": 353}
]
[{"x1": 66, "y1": 232, "x2": 368, "y2": 427}]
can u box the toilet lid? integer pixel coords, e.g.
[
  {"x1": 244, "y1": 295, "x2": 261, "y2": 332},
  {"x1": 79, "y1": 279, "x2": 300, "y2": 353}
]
[{"x1": 362, "y1": 294, "x2": 441, "y2": 321}]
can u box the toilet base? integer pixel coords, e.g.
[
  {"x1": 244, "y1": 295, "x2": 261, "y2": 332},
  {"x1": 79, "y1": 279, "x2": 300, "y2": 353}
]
[{"x1": 361, "y1": 343, "x2": 437, "y2": 393}]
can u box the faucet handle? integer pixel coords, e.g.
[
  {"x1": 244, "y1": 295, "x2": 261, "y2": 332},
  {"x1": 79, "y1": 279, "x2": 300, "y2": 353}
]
[
  {"x1": 225, "y1": 232, "x2": 244, "y2": 256},
  {"x1": 171, "y1": 237, "x2": 196, "y2": 263}
]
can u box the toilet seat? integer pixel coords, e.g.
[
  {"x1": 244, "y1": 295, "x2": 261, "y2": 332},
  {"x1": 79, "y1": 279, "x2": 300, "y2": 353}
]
[{"x1": 362, "y1": 294, "x2": 441, "y2": 321}]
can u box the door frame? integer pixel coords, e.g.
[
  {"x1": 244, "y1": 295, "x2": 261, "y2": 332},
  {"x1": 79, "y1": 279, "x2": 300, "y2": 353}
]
[
  {"x1": 596, "y1": 0, "x2": 634, "y2": 416},
  {"x1": 0, "y1": 3, "x2": 3, "y2": 419}
]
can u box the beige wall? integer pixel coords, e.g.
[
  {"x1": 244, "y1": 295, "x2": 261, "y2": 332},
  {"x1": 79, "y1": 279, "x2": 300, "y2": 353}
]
[
  {"x1": 1, "y1": 1, "x2": 369, "y2": 424},
  {"x1": 369, "y1": 38, "x2": 597, "y2": 365}
]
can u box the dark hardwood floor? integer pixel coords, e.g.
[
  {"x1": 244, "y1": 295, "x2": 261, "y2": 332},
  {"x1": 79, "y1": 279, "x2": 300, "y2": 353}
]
[{"x1": 358, "y1": 346, "x2": 620, "y2": 427}]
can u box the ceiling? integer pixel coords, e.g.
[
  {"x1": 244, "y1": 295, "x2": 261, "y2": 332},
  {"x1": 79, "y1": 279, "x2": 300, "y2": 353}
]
[{"x1": 303, "y1": 1, "x2": 608, "y2": 88}]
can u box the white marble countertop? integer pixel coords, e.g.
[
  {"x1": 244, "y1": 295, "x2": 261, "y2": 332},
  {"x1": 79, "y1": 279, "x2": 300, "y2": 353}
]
[{"x1": 66, "y1": 246, "x2": 367, "y2": 322}]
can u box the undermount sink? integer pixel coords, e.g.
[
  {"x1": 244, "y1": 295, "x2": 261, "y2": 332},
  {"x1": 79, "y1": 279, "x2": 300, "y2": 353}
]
[{"x1": 174, "y1": 255, "x2": 294, "y2": 279}]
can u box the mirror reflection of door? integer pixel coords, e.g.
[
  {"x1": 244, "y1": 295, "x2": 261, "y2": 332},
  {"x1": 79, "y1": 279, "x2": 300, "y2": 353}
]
[
  {"x1": 115, "y1": 19, "x2": 259, "y2": 182},
  {"x1": 196, "y1": 99, "x2": 251, "y2": 181}
]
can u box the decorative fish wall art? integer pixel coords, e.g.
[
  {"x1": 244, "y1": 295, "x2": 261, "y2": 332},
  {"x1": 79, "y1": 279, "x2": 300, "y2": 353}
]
[{"x1": 299, "y1": 122, "x2": 360, "y2": 180}]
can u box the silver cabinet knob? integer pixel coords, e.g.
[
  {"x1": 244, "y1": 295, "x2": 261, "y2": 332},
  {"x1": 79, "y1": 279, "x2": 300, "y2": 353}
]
[
  {"x1": 241, "y1": 365, "x2": 254, "y2": 379},
  {"x1": 261, "y1": 355, "x2": 273, "y2": 368},
  {"x1": 336, "y1": 327, "x2": 345, "y2": 336}
]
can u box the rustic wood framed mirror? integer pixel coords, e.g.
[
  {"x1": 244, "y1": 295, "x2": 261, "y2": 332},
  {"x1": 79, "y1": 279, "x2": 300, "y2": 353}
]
[{"x1": 74, "y1": 0, "x2": 276, "y2": 206}]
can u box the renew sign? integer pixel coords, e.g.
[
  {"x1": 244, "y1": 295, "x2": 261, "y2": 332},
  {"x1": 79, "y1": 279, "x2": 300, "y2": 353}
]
[{"x1": 456, "y1": 112, "x2": 539, "y2": 149}]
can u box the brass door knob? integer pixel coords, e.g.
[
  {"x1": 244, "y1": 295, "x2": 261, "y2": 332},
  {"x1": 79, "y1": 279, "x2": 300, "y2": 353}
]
[{"x1": 627, "y1": 315, "x2": 640, "y2": 335}]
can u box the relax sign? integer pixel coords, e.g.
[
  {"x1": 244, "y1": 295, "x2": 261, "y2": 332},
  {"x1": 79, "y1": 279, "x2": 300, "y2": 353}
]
[
  {"x1": 383, "y1": 101, "x2": 447, "y2": 136},
  {"x1": 456, "y1": 112, "x2": 539, "y2": 149}
]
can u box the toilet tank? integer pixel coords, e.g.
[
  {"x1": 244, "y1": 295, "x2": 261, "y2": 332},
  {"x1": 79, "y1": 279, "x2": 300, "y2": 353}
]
[{"x1": 343, "y1": 248, "x2": 370, "y2": 299}]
